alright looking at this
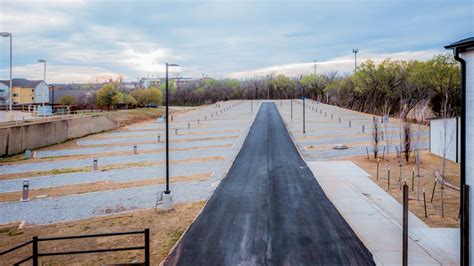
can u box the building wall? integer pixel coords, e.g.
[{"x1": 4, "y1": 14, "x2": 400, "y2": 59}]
[
  {"x1": 429, "y1": 117, "x2": 460, "y2": 162},
  {"x1": 462, "y1": 50, "x2": 474, "y2": 261},
  {"x1": 0, "y1": 82, "x2": 8, "y2": 105},
  {"x1": 12, "y1": 86, "x2": 34, "y2": 104},
  {"x1": 34, "y1": 82, "x2": 49, "y2": 103}
]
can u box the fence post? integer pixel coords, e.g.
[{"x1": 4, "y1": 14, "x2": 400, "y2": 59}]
[
  {"x1": 403, "y1": 184, "x2": 408, "y2": 266},
  {"x1": 32, "y1": 236, "x2": 38, "y2": 266},
  {"x1": 144, "y1": 228, "x2": 150, "y2": 266}
]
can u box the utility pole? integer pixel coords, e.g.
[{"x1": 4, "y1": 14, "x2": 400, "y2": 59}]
[
  {"x1": 302, "y1": 81, "x2": 306, "y2": 134},
  {"x1": 353, "y1": 49, "x2": 359, "y2": 73}
]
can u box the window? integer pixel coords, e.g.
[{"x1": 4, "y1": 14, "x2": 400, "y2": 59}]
[
  {"x1": 13, "y1": 93, "x2": 18, "y2": 97},
  {"x1": 32, "y1": 97, "x2": 34, "y2": 100},
  {"x1": 0, "y1": 89, "x2": 4, "y2": 93}
]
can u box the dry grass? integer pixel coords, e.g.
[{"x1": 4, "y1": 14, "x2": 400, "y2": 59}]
[
  {"x1": 0, "y1": 144, "x2": 232, "y2": 166},
  {"x1": 0, "y1": 201, "x2": 205, "y2": 265},
  {"x1": 0, "y1": 156, "x2": 224, "y2": 181},
  {"x1": 0, "y1": 173, "x2": 211, "y2": 203},
  {"x1": 347, "y1": 151, "x2": 460, "y2": 228}
]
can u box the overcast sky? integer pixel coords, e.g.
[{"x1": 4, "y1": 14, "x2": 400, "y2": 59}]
[{"x1": 0, "y1": 0, "x2": 472, "y2": 83}]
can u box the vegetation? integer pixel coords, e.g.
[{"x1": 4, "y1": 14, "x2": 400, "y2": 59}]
[
  {"x1": 130, "y1": 87, "x2": 162, "y2": 106},
  {"x1": 166, "y1": 54, "x2": 459, "y2": 118},
  {"x1": 58, "y1": 95, "x2": 76, "y2": 106}
]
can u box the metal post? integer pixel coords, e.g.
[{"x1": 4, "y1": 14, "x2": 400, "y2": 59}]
[
  {"x1": 376, "y1": 159, "x2": 380, "y2": 181},
  {"x1": 32, "y1": 236, "x2": 38, "y2": 266},
  {"x1": 144, "y1": 228, "x2": 150, "y2": 266},
  {"x1": 165, "y1": 63, "x2": 170, "y2": 194},
  {"x1": 9, "y1": 34, "x2": 12, "y2": 113},
  {"x1": 303, "y1": 85, "x2": 305, "y2": 134},
  {"x1": 403, "y1": 184, "x2": 408, "y2": 266},
  {"x1": 462, "y1": 184, "x2": 470, "y2": 265}
]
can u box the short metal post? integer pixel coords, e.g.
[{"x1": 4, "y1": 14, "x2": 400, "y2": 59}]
[
  {"x1": 324, "y1": 112, "x2": 326, "y2": 117},
  {"x1": 331, "y1": 114, "x2": 333, "y2": 119},
  {"x1": 157, "y1": 135, "x2": 160, "y2": 143},
  {"x1": 188, "y1": 123, "x2": 190, "y2": 129},
  {"x1": 197, "y1": 119, "x2": 200, "y2": 124},
  {"x1": 423, "y1": 189, "x2": 427, "y2": 218},
  {"x1": 376, "y1": 159, "x2": 380, "y2": 181},
  {"x1": 338, "y1": 117, "x2": 341, "y2": 123},
  {"x1": 387, "y1": 165, "x2": 391, "y2": 190},
  {"x1": 411, "y1": 168, "x2": 415, "y2": 191},
  {"x1": 403, "y1": 184, "x2": 408, "y2": 266},
  {"x1": 144, "y1": 228, "x2": 150, "y2": 266},
  {"x1": 399, "y1": 163, "x2": 403, "y2": 190},
  {"x1": 175, "y1": 128, "x2": 178, "y2": 135},
  {"x1": 133, "y1": 145, "x2": 138, "y2": 155},
  {"x1": 366, "y1": 146, "x2": 369, "y2": 159},
  {"x1": 349, "y1": 120, "x2": 351, "y2": 127},
  {"x1": 362, "y1": 125, "x2": 365, "y2": 133},
  {"x1": 93, "y1": 157, "x2": 98, "y2": 171},
  {"x1": 32, "y1": 236, "x2": 39, "y2": 266}
]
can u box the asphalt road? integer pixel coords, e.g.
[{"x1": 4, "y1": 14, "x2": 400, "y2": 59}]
[{"x1": 165, "y1": 102, "x2": 375, "y2": 265}]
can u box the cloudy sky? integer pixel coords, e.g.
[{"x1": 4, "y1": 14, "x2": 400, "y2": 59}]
[{"x1": 0, "y1": 0, "x2": 472, "y2": 83}]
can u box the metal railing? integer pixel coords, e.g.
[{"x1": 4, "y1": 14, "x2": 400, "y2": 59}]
[{"x1": 0, "y1": 228, "x2": 150, "y2": 266}]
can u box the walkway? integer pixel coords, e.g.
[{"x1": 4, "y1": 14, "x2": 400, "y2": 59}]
[{"x1": 165, "y1": 102, "x2": 374, "y2": 265}]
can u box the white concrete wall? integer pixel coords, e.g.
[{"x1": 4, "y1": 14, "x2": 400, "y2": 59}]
[
  {"x1": 462, "y1": 49, "x2": 474, "y2": 262},
  {"x1": 34, "y1": 82, "x2": 49, "y2": 103},
  {"x1": 430, "y1": 117, "x2": 460, "y2": 162}
]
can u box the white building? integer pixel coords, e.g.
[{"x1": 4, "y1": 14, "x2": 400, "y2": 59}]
[
  {"x1": 139, "y1": 77, "x2": 161, "y2": 88},
  {"x1": 429, "y1": 117, "x2": 460, "y2": 162},
  {"x1": 0, "y1": 82, "x2": 8, "y2": 106},
  {"x1": 445, "y1": 37, "x2": 474, "y2": 264}
]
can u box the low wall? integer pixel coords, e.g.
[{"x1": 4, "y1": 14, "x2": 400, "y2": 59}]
[{"x1": 0, "y1": 115, "x2": 117, "y2": 156}]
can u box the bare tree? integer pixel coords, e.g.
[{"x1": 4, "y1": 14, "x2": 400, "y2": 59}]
[
  {"x1": 413, "y1": 101, "x2": 428, "y2": 200},
  {"x1": 372, "y1": 116, "x2": 381, "y2": 159},
  {"x1": 399, "y1": 99, "x2": 412, "y2": 163},
  {"x1": 439, "y1": 92, "x2": 454, "y2": 217},
  {"x1": 383, "y1": 100, "x2": 392, "y2": 160}
]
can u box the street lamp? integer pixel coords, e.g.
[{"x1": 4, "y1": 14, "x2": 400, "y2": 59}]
[
  {"x1": 352, "y1": 48, "x2": 359, "y2": 73},
  {"x1": 301, "y1": 76, "x2": 306, "y2": 134},
  {"x1": 314, "y1": 59, "x2": 317, "y2": 75},
  {"x1": 164, "y1": 63, "x2": 179, "y2": 201},
  {"x1": 1, "y1": 32, "x2": 12, "y2": 116}
]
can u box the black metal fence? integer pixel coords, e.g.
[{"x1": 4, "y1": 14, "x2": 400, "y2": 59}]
[{"x1": 0, "y1": 228, "x2": 150, "y2": 266}]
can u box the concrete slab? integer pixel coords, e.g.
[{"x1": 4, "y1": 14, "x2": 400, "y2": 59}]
[{"x1": 307, "y1": 160, "x2": 459, "y2": 265}]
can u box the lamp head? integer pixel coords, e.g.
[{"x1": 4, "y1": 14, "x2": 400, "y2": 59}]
[
  {"x1": 38, "y1": 59, "x2": 46, "y2": 63},
  {"x1": 353, "y1": 48, "x2": 359, "y2": 54},
  {"x1": 167, "y1": 63, "x2": 179, "y2": 67},
  {"x1": 0, "y1": 32, "x2": 12, "y2": 37}
]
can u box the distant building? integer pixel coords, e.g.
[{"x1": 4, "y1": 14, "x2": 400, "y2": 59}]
[
  {"x1": 139, "y1": 77, "x2": 161, "y2": 88},
  {"x1": 0, "y1": 78, "x2": 49, "y2": 105},
  {"x1": 119, "y1": 82, "x2": 140, "y2": 91},
  {"x1": 0, "y1": 82, "x2": 8, "y2": 105}
]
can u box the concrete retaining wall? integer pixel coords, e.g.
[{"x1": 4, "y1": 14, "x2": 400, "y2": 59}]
[{"x1": 0, "y1": 115, "x2": 117, "y2": 156}]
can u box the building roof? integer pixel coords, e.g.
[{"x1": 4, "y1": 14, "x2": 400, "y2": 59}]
[
  {"x1": 0, "y1": 78, "x2": 45, "y2": 88},
  {"x1": 445, "y1": 37, "x2": 474, "y2": 51}
]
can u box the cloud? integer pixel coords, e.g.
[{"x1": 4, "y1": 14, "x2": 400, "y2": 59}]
[
  {"x1": 227, "y1": 49, "x2": 443, "y2": 79},
  {"x1": 2, "y1": 63, "x2": 122, "y2": 83}
]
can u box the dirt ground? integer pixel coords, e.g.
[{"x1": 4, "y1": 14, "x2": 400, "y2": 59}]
[
  {"x1": 0, "y1": 173, "x2": 211, "y2": 203},
  {"x1": 0, "y1": 201, "x2": 206, "y2": 265},
  {"x1": 347, "y1": 151, "x2": 460, "y2": 228}
]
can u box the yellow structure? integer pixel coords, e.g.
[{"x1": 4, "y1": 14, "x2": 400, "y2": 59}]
[{"x1": 12, "y1": 86, "x2": 35, "y2": 104}]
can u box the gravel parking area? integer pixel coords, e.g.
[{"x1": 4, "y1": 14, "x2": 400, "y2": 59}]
[
  {"x1": 0, "y1": 100, "x2": 259, "y2": 224},
  {"x1": 277, "y1": 99, "x2": 429, "y2": 160}
]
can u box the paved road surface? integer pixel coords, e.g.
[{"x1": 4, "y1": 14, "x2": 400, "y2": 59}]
[{"x1": 165, "y1": 103, "x2": 374, "y2": 265}]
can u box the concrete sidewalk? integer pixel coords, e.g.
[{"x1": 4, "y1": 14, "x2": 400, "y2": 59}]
[{"x1": 307, "y1": 161, "x2": 459, "y2": 265}]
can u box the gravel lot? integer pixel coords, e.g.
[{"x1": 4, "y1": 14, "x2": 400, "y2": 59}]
[{"x1": 0, "y1": 100, "x2": 259, "y2": 224}]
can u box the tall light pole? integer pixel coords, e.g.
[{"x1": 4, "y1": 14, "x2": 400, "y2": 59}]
[
  {"x1": 314, "y1": 60, "x2": 317, "y2": 75},
  {"x1": 38, "y1": 59, "x2": 46, "y2": 107},
  {"x1": 302, "y1": 78, "x2": 306, "y2": 134},
  {"x1": 165, "y1": 63, "x2": 179, "y2": 198},
  {"x1": 352, "y1": 48, "x2": 359, "y2": 73},
  {"x1": 1, "y1": 32, "x2": 12, "y2": 115}
]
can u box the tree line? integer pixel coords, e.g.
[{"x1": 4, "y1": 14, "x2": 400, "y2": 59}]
[{"x1": 60, "y1": 53, "x2": 460, "y2": 119}]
